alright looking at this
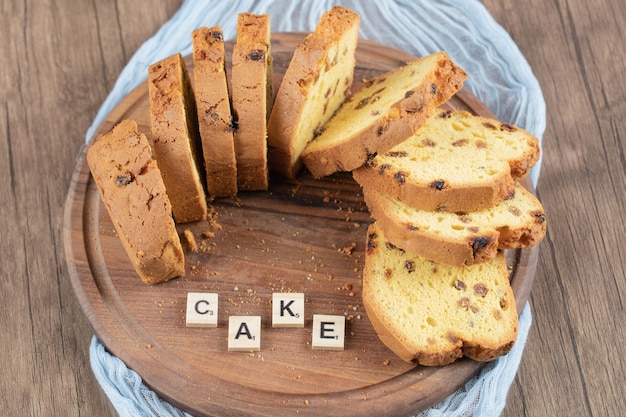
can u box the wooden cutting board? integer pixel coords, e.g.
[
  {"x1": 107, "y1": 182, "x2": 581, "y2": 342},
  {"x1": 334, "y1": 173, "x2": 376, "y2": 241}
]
[{"x1": 63, "y1": 33, "x2": 538, "y2": 417}]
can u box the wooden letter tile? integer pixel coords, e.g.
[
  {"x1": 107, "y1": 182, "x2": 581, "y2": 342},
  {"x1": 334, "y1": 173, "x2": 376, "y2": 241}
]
[
  {"x1": 228, "y1": 316, "x2": 261, "y2": 352},
  {"x1": 185, "y1": 292, "x2": 218, "y2": 327},
  {"x1": 272, "y1": 293, "x2": 305, "y2": 328},
  {"x1": 312, "y1": 314, "x2": 345, "y2": 351}
]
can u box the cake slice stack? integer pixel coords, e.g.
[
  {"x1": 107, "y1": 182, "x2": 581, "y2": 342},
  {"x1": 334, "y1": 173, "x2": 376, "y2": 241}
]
[{"x1": 358, "y1": 109, "x2": 546, "y2": 366}]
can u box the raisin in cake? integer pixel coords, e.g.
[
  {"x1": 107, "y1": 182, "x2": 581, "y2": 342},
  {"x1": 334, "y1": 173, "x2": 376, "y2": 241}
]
[
  {"x1": 267, "y1": 5, "x2": 360, "y2": 179},
  {"x1": 300, "y1": 52, "x2": 467, "y2": 178},
  {"x1": 363, "y1": 182, "x2": 546, "y2": 267},
  {"x1": 86, "y1": 120, "x2": 185, "y2": 285},
  {"x1": 192, "y1": 26, "x2": 238, "y2": 197},
  {"x1": 148, "y1": 53, "x2": 208, "y2": 223},
  {"x1": 363, "y1": 223, "x2": 518, "y2": 366},
  {"x1": 353, "y1": 109, "x2": 540, "y2": 212},
  {"x1": 231, "y1": 13, "x2": 273, "y2": 191}
]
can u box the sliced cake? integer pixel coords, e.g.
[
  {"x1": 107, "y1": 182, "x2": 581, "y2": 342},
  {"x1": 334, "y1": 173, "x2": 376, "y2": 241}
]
[
  {"x1": 267, "y1": 5, "x2": 360, "y2": 179},
  {"x1": 86, "y1": 120, "x2": 185, "y2": 285},
  {"x1": 363, "y1": 182, "x2": 546, "y2": 267},
  {"x1": 192, "y1": 26, "x2": 238, "y2": 197},
  {"x1": 363, "y1": 223, "x2": 518, "y2": 366},
  {"x1": 300, "y1": 52, "x2": 467, "y2": 178},
  {"x1": 231, "y1": 13, "x2": 273, "y2": 191},
  {"x1": 148, "y1": 53, "x2": 208, "y2": 223},
  {"x1": 353, "y1": 109, "x2": 540, "y2": 212}
]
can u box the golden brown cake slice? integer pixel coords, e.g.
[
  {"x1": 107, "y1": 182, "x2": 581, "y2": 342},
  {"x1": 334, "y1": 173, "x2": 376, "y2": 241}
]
[
  {"x1": 267, "y1": 5, "x2": 360, "y2": 179},
  {"x1": 86, "y1": 120, "x2": 185, "y2": 285},
  {"x1": 192, "y1": 26, "x2": 238, "y2": 197},
  {"x1": 300, "y1": 52, "x2": 467, "y2": 178},
  {"x1": 363, "y1": 223, "x2": 518, "y2": 366},
  {"x1": 231, "y1": 13, "x2": 273, "y2": 191},
  {"x1": 353, "y1": 109, "x2": 540, "y2": 212},
  {"x1": 148, "y1": 53, "x2": 208, "y2": 223},
  {"x1": 363, "y1": 182, "x2": 546, "y2": 267}
]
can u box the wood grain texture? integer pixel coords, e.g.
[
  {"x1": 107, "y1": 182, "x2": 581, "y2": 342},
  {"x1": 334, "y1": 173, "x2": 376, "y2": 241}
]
[
  {"x1": 482, "y1": 1, "x2": 626, "y2": 416},
  {"x1": 2, "y1": 0, "x2": 625, "y2": 416},
  {"x1": 64, "y1": 33, "x2": 537, "y2": 417}
]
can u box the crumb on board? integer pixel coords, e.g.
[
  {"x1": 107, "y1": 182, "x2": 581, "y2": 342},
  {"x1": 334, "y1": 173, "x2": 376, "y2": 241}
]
[
  {"x1": 339, "y1": 242, "x2": 357, "y2": 256},
  {"x1": 183, "y1": 229, "x2": 198, "y2": 252}
]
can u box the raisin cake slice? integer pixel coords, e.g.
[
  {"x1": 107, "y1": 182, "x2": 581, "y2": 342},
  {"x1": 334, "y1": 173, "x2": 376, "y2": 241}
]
[
  {"x1": 86, "y1": 120, "x2": 185, "y2": 285},
  {"x1": 300, "y1": 52, "x2": 467, "y2": 178},
  {"x1": 148, "y1": 53, "x2": 208, "y2": 223},
  {"x1": 267, "y1": 5, "x2": 360, "y2": 179},
  {"x1": 363, "y1": 182, "x2": 546, "y2": 267},
  {"x1": 231, "y1": 13, "x2": 273, "y2": 191},
  {"x1": 353, "y1": 109, "x2": 540, "y2": 212},
  {"x1": 192, "y1": 26, "x2": 238, "y2": 197},
  {"x1": 363, "y1": 223, "x2": 518, "y2": 366}
]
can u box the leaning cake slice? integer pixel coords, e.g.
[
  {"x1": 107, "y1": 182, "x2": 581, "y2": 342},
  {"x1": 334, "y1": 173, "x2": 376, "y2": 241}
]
[
  {"x1": 267, "y1": 5, "x2": 360, "y2": 179},
  {"x1": 353, "y1": 109, "x2": 540, "y2": 212},
  {"x1": 300, "y1": 52, "x2": 467, "y2": 178},
  {"x1": 86, "y1": 120, "x2": 185, "y2": 285},
  {"x1": 363, "y1": 223, "x2": 518, "y2": 366},
  {"x1": 192, "y1": 26, "x2": 238, "y2": 197},
  {"x1": 363, "y1": 182, "x2": 546, "y2": 267},
  {"x1": 148, "y1": 53, "x2": 208, "y2": 223},
  {"x1": 231, "y1": 12, "x2": 273, "y2": 191}
]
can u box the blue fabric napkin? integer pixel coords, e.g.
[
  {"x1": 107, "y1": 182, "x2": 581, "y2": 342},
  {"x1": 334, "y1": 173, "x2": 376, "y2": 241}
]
[{"x1": 87, "y1": 1, "x2": 545, "y2": 415}]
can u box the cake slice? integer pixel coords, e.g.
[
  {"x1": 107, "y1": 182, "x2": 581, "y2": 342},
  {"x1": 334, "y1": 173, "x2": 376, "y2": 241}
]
[
  {"x1": 300, "y1": 52, "x2": 467, "y2": 178},
  {"x1": 363, "y1": 182, "x2": 546, "y2": 267},
  {"x1": 148, "y1": 53, "x2": 208, "y2": 223},
  {"x1": 192, "y1": 26, "x2": 238, "y2": 197},
  {"x1": 363, "y1": 223, "x2": 518, "y2": 366},
  {"x1": 267, "y1": 5, "x2": 360, "y2": 179},
  {"x1": 353, "y1": 109, "x2": 540, "y2": 212},
  {"x1": 231, "y1": 13, "x2": 273, "y2": 191},
  {"x1": 86, "y1": 120, "x2": 185, "y2": 285}
]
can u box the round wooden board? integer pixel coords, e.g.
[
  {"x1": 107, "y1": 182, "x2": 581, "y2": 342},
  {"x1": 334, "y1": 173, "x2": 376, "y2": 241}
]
[{"x1": 64, "y1": 33, "x2": 538, "y2": 417}]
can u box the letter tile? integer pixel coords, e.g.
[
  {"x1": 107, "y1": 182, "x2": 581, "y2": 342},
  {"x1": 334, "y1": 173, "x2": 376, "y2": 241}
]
[
  {"x1": 272, "y1": 293, "x2": 305, "y2": 328},
  {"x1": 228, "y1": 316, "x2": 261, "y2": 352},
  {"x1": 312, "y1": 314, "x2": 345, "y2": 351},
  {"x1": 185, "y1": 292, "x2": 218, "y2": 327}
]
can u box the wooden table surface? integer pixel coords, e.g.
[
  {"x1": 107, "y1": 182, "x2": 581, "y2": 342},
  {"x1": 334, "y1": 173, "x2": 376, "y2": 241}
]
[{"x1": 1, "y1": 0, "x2": 623, "y2": 416}]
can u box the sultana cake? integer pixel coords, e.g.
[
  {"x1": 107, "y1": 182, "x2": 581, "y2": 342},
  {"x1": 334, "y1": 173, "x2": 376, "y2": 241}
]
[
  {"x1": 300, "y1": 51, "x2": 467, "y2": 178},
  {"x1": 230, "y1": 12, "x2": 273, "y2": 191},
  {"x1": 267, "y1": 5, "x2": 360, "y2": 179},
  {"x1": 148, "y1": 52, "x2": 208, "y2": 223},
  {"x1": 353, "y1": 109, "x2": 540, "y2": 212},
  {"x1": 192, "y1": 26, "x2": 238, "y2": 197},
  {"x1": 86, "y1": 120, "x2": 185, "y2": 285}
]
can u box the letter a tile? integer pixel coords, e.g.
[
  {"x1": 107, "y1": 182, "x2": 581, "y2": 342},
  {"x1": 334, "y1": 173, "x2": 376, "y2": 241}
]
[
  {"x1": 228, "y1": 316, "x2": 261, "y2": 352},
  {"x1": 312, "y1": 314, "x2": 345, "y2": 351}
]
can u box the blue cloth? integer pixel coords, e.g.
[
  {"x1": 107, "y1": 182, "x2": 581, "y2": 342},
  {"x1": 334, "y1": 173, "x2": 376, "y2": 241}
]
[{"x1": 87, "y1": 1, "x2": 545, "y2": 415}]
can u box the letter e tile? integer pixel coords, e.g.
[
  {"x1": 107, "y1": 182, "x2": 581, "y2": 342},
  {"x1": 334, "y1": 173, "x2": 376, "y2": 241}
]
[{"x1": 312, "y1": 314, "x2": 345, "y2": 351}]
